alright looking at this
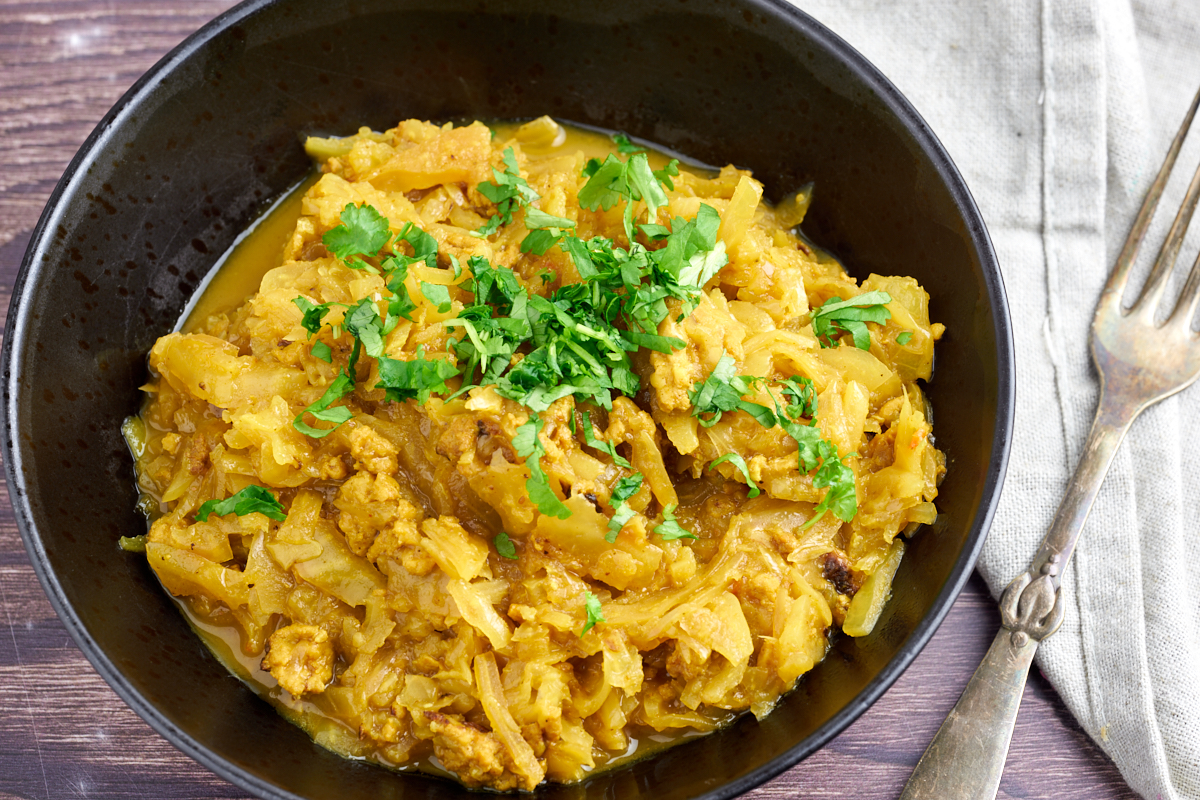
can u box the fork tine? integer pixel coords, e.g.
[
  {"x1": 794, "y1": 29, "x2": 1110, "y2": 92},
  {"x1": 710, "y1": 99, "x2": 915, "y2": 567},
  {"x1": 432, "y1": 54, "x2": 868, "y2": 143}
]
[
  {"x1": 1103, "y1": 86, "x2": 1200, "y2": 313},
  {"x1": 1168, "y1": 250, "x2": 1200, "y2": 331},
  {"x1": 1131, "y1": 153, "x2": 1200, "y2": 318}
]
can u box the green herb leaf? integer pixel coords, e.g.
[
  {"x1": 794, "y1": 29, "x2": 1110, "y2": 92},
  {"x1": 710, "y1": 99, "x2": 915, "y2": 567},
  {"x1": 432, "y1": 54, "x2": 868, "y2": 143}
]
[
  {"x1": 654, "y1": 159, "x2": 680, "y2": 191},
  {"x1": 607, "y1": 473, "x2": 644, "y2": 542},
  {"x1": 654, "y1": 503, "x2": 696, "y2": 541},
  {"x1": 896, "y1": 330, "x2": 913, "y2": 345},
  {"x1": 811, "y1": 291, "x2": 892, "y2": 350},
  {"x1": 494, "y1": 532, "x2": 518, "y2": 560},
  {"x1": 520, "y1": 228, "x2": 565, "y2": 256},
  {"x1": 311, "y1": 341, "x2": 333, "y2": 363},
  {"x1": 688, "y1": 353, "x2": 773, "y2": 428},
  {"x1": 323, "y1": 203, "x2": 391, "y2": 263},
  {"x1": 525, "y1": 208, "x2": 576, "y2": 230},
  {"x1": 811, "y1": 440, "x2": 858, "y2": 522},
  {"x1": 195, "y1": 485, "x2": 287, "y2": 522},
  {"x1": 612, "y1": 132, "x2": 643, "y2": 155},
  {"x1": 625, "y1": 152, "x2": 668, "y2": 225},
  {"x1": 474, "y1": 147, "x2": 540, "y2": 236},
  {"x1": 394, "y1": 221, "x2": 439, "y2": 269},
  {"x1": 778, "y1": 376, "x2": 818, "y2": 420},
  {"x1": 709, "y1": 452, "x2": 760, "y2": 498},
  {"x1": 293, "y1": 296, "x2": 334, "y2": 337},
  {"x1": 606, "y1": 504, "x2": 637, "y2": 543},
  {"x1": 513, "y1": 415, "x2": 572, "y2": 519},
  {"x1": 581, "y1": 590, "x2": 605, "y2": 636},
  {"x1": 577, "y1": 154, "x2": 628, "y2": 212},
  {"x1": 293, "y1": 370, "x2": 356, "y2": 438},
  {"x1": 420, "y1": 282, "x2": 453, "y2": 313},
  {"x1": 579, "y1": 411, "x2": 631, "y2": 467},
  {"x1": 344, "y1": 297, "x2": 386, "y2": 358},
  {"x1": 611, "y1": 473, "x2": 643, "y2": 505},
  {"x1": 375, "y1": 351, "x2": 459, "y2": 404}
]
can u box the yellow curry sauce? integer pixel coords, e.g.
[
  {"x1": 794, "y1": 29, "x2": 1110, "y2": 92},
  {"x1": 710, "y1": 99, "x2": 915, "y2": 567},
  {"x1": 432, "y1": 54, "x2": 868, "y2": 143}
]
[{"x1": 125, "y1": 118, "x2": 945, "y2": 790}]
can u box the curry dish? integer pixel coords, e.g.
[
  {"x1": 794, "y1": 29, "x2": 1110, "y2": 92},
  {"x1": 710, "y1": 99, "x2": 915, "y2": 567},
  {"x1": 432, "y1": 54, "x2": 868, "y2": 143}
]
[{"x1": 125, "y1": 117, "x2": 945, "y2": 790}]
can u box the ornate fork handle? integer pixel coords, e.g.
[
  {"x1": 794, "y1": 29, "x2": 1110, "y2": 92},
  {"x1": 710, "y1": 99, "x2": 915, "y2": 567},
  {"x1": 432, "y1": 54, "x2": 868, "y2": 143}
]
[
  {"x1": 898, "y1": 393, "x2": 1135, "y2": 800},
  {"x1": 1001, "y1": 392, "x2": 1134, "y2": 644}
]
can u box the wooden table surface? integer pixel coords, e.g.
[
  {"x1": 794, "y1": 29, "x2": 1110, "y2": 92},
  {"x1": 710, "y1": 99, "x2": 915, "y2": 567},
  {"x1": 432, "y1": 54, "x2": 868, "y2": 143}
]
[{"x1": 0, "y1": 2, "x2": 1143, "y2": 799}]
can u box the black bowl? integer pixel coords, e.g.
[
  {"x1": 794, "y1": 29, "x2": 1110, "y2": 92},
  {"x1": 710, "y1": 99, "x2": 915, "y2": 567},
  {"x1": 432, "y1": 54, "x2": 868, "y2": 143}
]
[{"x1": 1, "y1": 1, "x2": 1013, "y2": 798}]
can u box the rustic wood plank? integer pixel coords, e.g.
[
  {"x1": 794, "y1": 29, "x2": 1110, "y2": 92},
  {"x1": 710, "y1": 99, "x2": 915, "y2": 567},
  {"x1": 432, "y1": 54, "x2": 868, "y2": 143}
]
[{"x1": 0, "y1": 1, "x2": 1141, "y2": 798}]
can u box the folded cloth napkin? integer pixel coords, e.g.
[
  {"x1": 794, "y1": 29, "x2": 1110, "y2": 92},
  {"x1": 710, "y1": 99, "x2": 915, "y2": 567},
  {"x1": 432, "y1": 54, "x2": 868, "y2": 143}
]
[{"x1": 789, "y1": 1, "x2": 1200, "y2": 797}]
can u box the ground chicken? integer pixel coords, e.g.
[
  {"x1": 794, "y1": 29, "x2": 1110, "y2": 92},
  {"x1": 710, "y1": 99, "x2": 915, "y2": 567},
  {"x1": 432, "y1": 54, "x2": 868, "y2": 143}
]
[
  {"x1": 347, "y1": 423, "x2": 399, "y2": 474},
  {"x1": 262, "y1": 624, "x2": 334, "y2": 697},
  {"x1": 424, "y1": 711, "x2": 525, "y2": 791}
]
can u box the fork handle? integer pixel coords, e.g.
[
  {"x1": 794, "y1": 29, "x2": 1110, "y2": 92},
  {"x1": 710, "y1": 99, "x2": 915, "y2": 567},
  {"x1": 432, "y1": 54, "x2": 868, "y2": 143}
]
[
  {"x1": 1027, "y1": 390, "x2": 1136, "y2": 579},
  {"x1": 900, "y1": 389, "x2": 1137, "y2": 800},
  {"x1": 898, "y1": 629, "x2": 1038, "y2": 800}
]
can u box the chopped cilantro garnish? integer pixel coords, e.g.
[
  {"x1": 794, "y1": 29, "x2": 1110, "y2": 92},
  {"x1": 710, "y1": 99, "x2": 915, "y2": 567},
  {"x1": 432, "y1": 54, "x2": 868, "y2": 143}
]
[
  {"x1": 394, "y1": 221, "x2": 439, "y2": 269},
  {"x1": 419, "y1": 282, "x2": 453, "y2": 313},
  {"x1": 688, "y1": 353, "x2": 775, "y2": 428},
  {"x1": 606, "y1": 504, "x2": 636, "y2": 543},
  {"x1": 323, "y1": 203, "x2": 391, "y2": 266},
  {"x1": 578, "y1": 152, "x2": 671, "y2": 240},
  {"x1": 612, "y1": 132, "x2": 642, "y2": 155},
  {"x1": 778, "y1": 376, "x2": 818, "y2": 420},
  {"x1": 513, "y1": 415, "x2": 571, "y2": 519},
  {"x1": 709, "y1": 453, "x2": 761, "y2": 498},
  {"x1": 195, "y1": 485, "x2": 286, "y2": 522},
  {"x1": 494, "y1": 531, "x2": 518, "y2": 560},
  {"x1": 375, "y1": 350, "x2": 459, "y2": 404},
  {"x1": 581, "y1": 590, "x2": 605, "y2": 636},
  {"x1": 579, "y1": 411, "x2": 631, "y2": 467},
  {"x1": 803, "y1": 439, "x2": 858, "y2": 527},
  {"x1": 654, "y1": 503, "x2": 696, "y2": 541},
  {"x1": 605, "y1": 471, "x2": 644, "y2": 541},
  {"x1": 293, "y1": 296, "x2": 335, "y2": 337},
  {"x1": 521, "y1": 207, "x2": 577, "y2": 255},
  {"x1": 896, "y1": 330, "x2": 914, "y2": 345},
  {"x1": 293, "y1": 370, "x2": 356, "y2": 438},
  {"x1": 654, "y1": 159, "x2": 680, "y2": 192},
  {"x1": 611, "y1": 474, "x2": 643, "y2": 504},
  {"x1": 524, "y1": 208, "x2": 575, "y2": 229},
  {"x1": 344, "y1": 298, "x2": 386, "y2": 359},
  {"x1": 311, "y1": 341, "x2": 333, "y2": 363},
  {"x1": 283, "y1": 146, "x2": 741, "y2": 529},
  {"x1": 475, "y1": 147, "x2": 539, "y2": 237},
  {"x1": 812, "y1": 291, "x2": 892, "y2": 350}
]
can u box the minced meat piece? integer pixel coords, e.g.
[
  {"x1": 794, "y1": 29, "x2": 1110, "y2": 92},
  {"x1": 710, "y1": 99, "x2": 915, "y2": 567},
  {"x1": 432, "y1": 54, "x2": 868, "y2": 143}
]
[{"x1": 262, "y1": 623, "x2": 334, "y2": 696}]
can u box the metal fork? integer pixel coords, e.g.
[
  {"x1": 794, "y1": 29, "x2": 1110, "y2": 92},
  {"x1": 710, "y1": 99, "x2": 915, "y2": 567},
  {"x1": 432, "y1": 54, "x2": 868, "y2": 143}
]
[{"x1": 900, "y1": 85, "x2": 1200, "y2": 800}]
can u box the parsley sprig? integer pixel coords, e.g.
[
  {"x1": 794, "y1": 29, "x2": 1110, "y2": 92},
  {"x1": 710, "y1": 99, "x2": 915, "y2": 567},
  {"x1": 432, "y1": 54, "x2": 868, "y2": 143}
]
[
  {"x1": 811, "y1": 291, "x2": 892, "y2": 350},
  {"x1": 195, "y1": 485, "x2": 286, "y2": 522},
  {"x1": 512, "y1": 414, "x2": 572, "y2": 519},
  {"x1": 654, "y1": 503, "x2": 696, "y2": 540},
  {"x1": 579, "y1": 151, "x2": 679, "y2": 241},
  {"x1": 606, "y1": 473, "x2": 644, "y2": 542},
  {"x1": 581, "y1": 590, "x2": 605, "y2": 636},
  {"x1": 474, "y1": 147, "x2": 540, "y2": 238}
]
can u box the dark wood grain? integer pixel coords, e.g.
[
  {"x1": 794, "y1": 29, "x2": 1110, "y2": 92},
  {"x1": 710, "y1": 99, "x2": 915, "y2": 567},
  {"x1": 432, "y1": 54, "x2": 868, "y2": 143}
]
[{"x1": 0, "y1": 2, "x2": 1141, "y2": 799}]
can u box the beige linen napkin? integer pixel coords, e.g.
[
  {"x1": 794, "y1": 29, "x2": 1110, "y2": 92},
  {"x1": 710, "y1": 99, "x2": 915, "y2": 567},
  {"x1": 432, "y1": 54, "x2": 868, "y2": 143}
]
[{"x1": 790, "y1": 0, "x2": 1200, "y2": 797}]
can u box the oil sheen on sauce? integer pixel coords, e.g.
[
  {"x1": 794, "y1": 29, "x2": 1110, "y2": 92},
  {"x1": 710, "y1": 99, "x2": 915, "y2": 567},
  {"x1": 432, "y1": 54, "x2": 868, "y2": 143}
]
[{"x1": 159, "y1": 121, "x2": 731, "y2": 783}]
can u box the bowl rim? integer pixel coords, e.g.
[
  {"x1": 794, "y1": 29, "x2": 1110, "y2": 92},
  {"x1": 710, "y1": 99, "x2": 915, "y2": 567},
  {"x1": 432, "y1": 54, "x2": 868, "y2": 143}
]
[{"x1": 2, "y1": 0, "x2": 1015, "y2": 797}]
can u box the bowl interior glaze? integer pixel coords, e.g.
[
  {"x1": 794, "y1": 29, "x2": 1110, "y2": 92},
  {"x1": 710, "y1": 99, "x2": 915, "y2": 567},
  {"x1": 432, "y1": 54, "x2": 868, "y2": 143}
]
[{"x1": 2, "y1": 1, "x2": 1013, "y2": 798}]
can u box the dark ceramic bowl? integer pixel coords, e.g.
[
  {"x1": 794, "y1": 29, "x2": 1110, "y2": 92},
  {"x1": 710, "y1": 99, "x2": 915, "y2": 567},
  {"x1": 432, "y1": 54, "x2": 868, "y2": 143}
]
[{"x1": 2, "y1": 1, "x2": 1013, "y2": 798}]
